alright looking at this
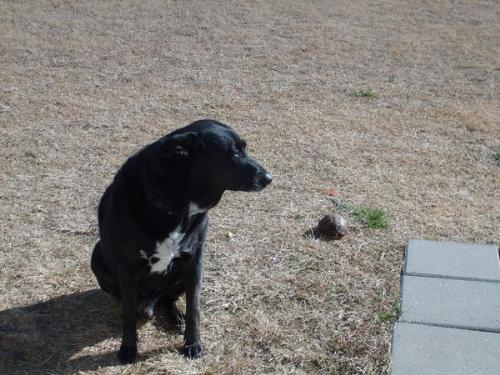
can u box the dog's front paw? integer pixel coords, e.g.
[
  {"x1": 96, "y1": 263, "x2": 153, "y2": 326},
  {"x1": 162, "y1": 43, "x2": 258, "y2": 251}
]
[
  {"x1": 117, "y1": 343, "x2": 137, "y2": 364},
  {"x1": 183, "y1": 341, "x2": 204, "y2": 359}
]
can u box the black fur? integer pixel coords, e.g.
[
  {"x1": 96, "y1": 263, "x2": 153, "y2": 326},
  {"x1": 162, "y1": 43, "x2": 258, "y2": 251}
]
[{"x1": 90, "y1": 119, "x2": 271, "y2": 364}]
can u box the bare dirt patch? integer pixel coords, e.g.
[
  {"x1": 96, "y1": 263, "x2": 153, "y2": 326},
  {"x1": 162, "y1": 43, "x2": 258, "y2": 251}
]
[{"x1": 1, "y1": 1, "x2": 499, "y2": 374}]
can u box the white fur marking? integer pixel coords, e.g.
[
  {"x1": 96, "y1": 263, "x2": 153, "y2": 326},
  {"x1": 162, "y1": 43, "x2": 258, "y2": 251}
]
[
  {"x1": 143, "y1": 226, "x2": 185, "y2": 274},
  {"x1": 188, "y1": 202, "x2": 206, "y2": 216}
]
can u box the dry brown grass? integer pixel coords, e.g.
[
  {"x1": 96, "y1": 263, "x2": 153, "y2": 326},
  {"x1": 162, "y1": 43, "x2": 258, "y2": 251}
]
[{"x1": 1, "y1": 0, "x2": 499, "y2": 374}]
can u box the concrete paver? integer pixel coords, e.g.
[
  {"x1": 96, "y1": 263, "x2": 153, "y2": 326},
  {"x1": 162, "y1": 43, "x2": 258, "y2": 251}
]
[
  {"x1": 391, "y1": 322, "x2": 500, "y2": 375},
  {"x1": 405, "y1": 240, "x2": 500, "y2": 281},
  {"x1": 400, "y1": 275, "x2": 500, "y2": 331},
  {"x1": 391, "y1": 240, "x2": 500, "y2": 374}
]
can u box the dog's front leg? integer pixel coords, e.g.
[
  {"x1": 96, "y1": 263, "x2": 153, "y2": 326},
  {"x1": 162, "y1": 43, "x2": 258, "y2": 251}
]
[
  {"x1": 117, "y1": 268, "x2": 138, "y2": 364},
  {"x1": 183, "y1": 247, "x2": 204, "y2": 358}
]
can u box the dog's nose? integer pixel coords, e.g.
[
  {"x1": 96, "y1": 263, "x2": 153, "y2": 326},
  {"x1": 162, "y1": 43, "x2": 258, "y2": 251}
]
[{"x1": 263, "y1": 173, "x2": 272, "y2": 185}]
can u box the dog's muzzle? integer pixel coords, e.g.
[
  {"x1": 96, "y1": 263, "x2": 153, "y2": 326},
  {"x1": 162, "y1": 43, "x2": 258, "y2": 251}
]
[{"x1": 249, "y1": 172, "x2": 272, "y2": 191}]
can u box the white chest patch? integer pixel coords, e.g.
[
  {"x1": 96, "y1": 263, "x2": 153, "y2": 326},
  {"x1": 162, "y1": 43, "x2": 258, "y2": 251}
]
[
  {"x1": 188, "y1": 202, "x2": 206, "y2": 216},
  {"x1": 141, "y1": 226, "x2": 185, "y2": 274}
]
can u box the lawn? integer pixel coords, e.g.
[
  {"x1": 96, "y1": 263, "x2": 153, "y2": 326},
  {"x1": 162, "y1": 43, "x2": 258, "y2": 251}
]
[{"x1": 0, "y1": 1, "x2": 498, "y2": 374}]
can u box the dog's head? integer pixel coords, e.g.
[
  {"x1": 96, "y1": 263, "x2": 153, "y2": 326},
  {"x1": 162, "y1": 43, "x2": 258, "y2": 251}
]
[
  {"x1": 190, "y1": 121, "x2": 272, "y2": 192},
  {"x1": 154, "y1": 120, "x2": 272, "y2": 193}
]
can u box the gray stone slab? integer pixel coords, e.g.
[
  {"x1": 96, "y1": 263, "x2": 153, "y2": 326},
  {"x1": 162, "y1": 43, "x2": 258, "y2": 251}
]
[
  {"x1": 401, "y1": 275, "x2": 500, "y2": 331},
  {"x1": 405, "y1": 240, "x2": 500, "y2": 281},
  {"x1": 391, "y1": 322, "x2": 500, "y2": 375}
]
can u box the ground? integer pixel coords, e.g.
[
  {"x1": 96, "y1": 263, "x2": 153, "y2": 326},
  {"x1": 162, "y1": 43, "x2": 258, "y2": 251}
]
[{"x1": 0, "y1": 1, "x2": 499, "y2": 374}]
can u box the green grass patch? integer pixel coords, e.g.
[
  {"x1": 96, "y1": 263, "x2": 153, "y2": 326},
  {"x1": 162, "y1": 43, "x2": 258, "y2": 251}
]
[
  {"x1": 353, "y1": 88, "x2": 377, "y2": 98},
  {"x1": 332, "y1": 199, "x2": 390, "y2": 229},
  {"x1": 378, "y1": 303, "x2": 400, "y2": 322},
  {"x1": 495, "y1": 151, "x2": 500, "y2": 161},
  {"x1": 353, "y1": 207, "x2": 390, "y2": 229}
]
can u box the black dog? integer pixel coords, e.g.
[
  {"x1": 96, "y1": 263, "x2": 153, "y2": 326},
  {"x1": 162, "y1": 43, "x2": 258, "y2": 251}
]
[{"x1": 90, "y1": 119, "x2": 272, "y2": 364}]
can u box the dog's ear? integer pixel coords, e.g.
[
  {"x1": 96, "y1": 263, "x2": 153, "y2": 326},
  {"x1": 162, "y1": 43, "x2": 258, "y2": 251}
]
[
  {"x1": 158, "y1": 132, "x2": 206, "y2": 159},
  {"x1": 178, "y1": 132, "x2": 206, "y2": 156}
]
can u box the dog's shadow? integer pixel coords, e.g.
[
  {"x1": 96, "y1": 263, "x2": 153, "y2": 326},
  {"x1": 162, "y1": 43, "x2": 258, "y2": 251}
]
[{"x1": 0, "y1": 289, "x2": 173, "y2": 374}]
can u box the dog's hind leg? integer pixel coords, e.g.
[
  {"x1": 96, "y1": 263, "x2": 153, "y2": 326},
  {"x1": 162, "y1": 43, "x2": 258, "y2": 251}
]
[
  {"x1": 166, "y1": 301, "x2": 185, "y2": 329},
  {"x1": 91, "y1": 241, "x2": 121, "y2": 299},
  {"x1": 158, "y1": 281, "x2": 186, "y2": 328}
]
